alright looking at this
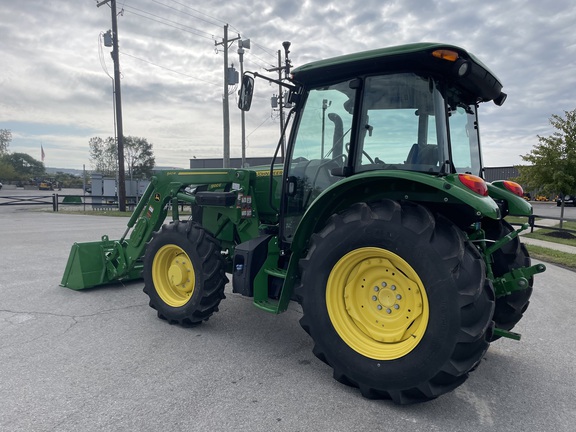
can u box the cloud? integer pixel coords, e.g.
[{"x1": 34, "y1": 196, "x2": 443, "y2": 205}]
[{"x1": 1, "y1": 0, "x2": 576, "y2": 170}]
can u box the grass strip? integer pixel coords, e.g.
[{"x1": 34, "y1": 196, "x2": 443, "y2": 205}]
[
  {"x1": 505, "y1": 215, "x2": 534, "y2": 225},
  {"x1": 523, "y1": 221, "x2": 576, "y2": 247},
  {"x1": 525, "y1": 244, "x2": 576, "y2": 270}
]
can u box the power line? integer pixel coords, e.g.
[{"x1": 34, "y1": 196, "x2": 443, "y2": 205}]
[
  {"x1": 246, "y1": 114, "x2": 274, "y2": 139},
  {"x1": 120, "y1": 51, "x2": 220, "y2": 86},
  {"x1": 245, "y1": 51, "x2": 276, "y2": 70},
  {"x1": 114, "y1": 6, "x2": 272, "y2": 87},
  {"x1": 249, "y1": 40, "x2": 277, "y2": 58},
  {"x1": 123, "y1": 5, "x2": 215, "y2": 40},
  {"x1": 150, "y1": 0, "x2": 277, "y2": 64},
  {"x1": 151, "y1": 0, "x2": 224, "y2": 29}
]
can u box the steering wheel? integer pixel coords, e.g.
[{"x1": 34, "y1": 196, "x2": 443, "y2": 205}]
[{"x1": 344, "y1": 143, "x2": 380, "y2": 165}]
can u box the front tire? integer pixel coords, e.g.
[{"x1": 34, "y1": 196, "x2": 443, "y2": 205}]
[
  {"x1": 143, "y1": 220, "x2": 228, "y2": 326},
  {"x1": 297, "y1": 201, "x2": 494, "y2": 404}
]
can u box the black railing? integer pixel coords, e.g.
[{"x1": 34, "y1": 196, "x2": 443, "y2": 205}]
[
  {"x1": 0, "y1": 194, "x2": 139, "y2": 212},
  {"x1": 526, "y1": 214, "x2": 576, "y2": 235},
  {"x1": 0, "y1": 195, "x2": 55, "y2": 206}
]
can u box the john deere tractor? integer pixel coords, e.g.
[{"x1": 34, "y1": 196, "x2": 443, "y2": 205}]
[{"x1": 62, "y1": 43, "x2": 545, "y2": 404}]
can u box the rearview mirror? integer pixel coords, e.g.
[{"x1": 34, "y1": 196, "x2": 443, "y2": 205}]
[{"x1": 238, "y1": 75, "x2": 254, "y2": 111}]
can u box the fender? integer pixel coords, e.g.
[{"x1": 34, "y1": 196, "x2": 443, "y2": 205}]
[
  {"x1": 277, "y1": 170, "x2": 501, "y2": 311},
  {"x1": 488, "y1": 181, "x2": 532, "y2": 216},
  {"x1": 292, "y1": 170, "x2": 500, "y2": 252}
]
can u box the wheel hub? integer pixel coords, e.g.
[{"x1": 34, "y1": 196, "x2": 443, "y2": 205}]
[
  {"x1": 377, "y1": 285, "x2": 397, "y2": 308},
  {"x1": 168, "y1": 259, "x2": 190, "y2": 291},
  {"x1": 344, "y1": 258, "x2": 424, "y2": 343}
]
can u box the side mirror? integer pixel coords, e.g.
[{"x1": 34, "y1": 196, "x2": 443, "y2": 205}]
[
  {"x1": 493, "y1": 91, "x2": 507, "y2": 106},
  {"x1": 238, "y1": 75, "x2": 254, "y2": 111}
]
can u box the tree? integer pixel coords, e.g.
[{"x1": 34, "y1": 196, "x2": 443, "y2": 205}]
[
  {"x1": 0, "y1": 157, "x2": 18, "y2": 181},
  {"x1": 0, "y1": 129, "x2": 11, "y2": 155},
  {"x1": 2, "y1": 153, "x2": 45, "y2": 180},
  {"x1": 517, "y1": 109, "x2": 576, "y2": 197},
  {"x1": 125, "y1": 136, "x2": 155, "y2": 178},
  {"x1": 89, "y1": 135, "x2": 155, "y2": 178},
  {"x1": 89, "y1": 136, "x2": 117, "y2": 176}
]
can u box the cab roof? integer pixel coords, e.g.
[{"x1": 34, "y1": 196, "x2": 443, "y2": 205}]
[{"x1": 291, "y1": 42, "x2": 503, "y2": 104}]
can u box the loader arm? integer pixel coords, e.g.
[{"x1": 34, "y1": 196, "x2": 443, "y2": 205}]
[{"x1": 61, "y1": 169, "x2": 258, "y2": 290}]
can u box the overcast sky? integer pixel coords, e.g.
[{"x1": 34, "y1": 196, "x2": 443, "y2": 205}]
[{"x1": 1, "y1": 0, "x2": 575, "y2": 170}]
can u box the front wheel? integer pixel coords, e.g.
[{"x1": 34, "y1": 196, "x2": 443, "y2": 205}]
[
  {"x1": 143, "y1": 220, "x2": 228, "y2": 326},
  {"x1": 297, "y1": 201, "x2": 494, "y2": 404}
]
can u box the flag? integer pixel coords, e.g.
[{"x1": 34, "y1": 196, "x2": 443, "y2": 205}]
[{"x1": 41, "y1": 145, "x2": 45, "y2": 162}]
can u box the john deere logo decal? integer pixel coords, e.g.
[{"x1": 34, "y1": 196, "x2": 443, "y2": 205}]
[{"x1": 154, "y1": 193, "x2": 161, "y2": 201}]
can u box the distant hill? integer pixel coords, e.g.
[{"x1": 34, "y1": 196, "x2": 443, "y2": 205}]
[{"x1": 45, "y1": 167, "x2": 85, "y2": 176}]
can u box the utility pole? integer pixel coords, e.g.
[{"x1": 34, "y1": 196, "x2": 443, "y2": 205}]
[
  {"x1": 215, "y1": 24, "x2": 240, "y2": 168},
  {"x1": 97, "y1": 0, "x2": 126, "y2": 211},
  {"x1": 266, "y1": 42, "x2": 292, "y2": 161}
]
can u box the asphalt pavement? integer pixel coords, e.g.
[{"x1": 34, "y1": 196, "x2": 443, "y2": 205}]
[{"x1": 1, "y1": 203, "x2": 575, "y2": 432}]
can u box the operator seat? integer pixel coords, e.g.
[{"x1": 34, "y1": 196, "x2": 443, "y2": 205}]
[{"x1": 406, "y1": 144, "x2": 439, "y2": 166}]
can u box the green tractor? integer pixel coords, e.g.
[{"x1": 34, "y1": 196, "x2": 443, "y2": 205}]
[{"x1": 61, "y1": 43, "x2": 545, "y2": 404}]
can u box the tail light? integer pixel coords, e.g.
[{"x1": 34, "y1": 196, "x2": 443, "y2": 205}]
[
  {"x1": 502, "y1": 180, "x2": 524, "y2": 197},
  {"x1": 458, "y1": 174, "x2": 488, "y2": 196}
]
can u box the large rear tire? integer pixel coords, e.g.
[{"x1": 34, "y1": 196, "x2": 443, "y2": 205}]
[
  {"x1": 143, "y1": 220, "x2": 228, "y2": 326},
  {"x1": 297, "y1": 201, "x2": 494, "y2": 404},
  {"x1": 483, "y1": 219, "x2": 532, "y2": 339}
]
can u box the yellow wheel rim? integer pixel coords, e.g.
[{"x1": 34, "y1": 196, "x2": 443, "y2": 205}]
[
  {"x1": 152, "y1": 244, "x2": 195, "y2": 307},
  {"x1": 326, "y1": 247, "x2": 429, "y2": 360}
]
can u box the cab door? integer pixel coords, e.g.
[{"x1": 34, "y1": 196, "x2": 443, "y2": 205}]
[{"x1": 281, "y1": 79, "x2": 358, "y2": 242}]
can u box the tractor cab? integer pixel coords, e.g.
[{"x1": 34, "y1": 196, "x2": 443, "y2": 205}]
[{"x1": 250, "y1": 44, "x2": 508, "y2": 240}]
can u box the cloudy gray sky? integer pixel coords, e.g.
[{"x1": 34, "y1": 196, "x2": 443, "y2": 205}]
[{"x1": 1, "y1": 0, "x2": 575, "y2": 170}]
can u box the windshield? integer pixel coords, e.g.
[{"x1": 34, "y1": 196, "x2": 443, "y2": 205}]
[
  {"x1": 355, "y1": 74, "x2": 447, "y2": 173},
  {"x1": 354, "y1": 73, "x2": 482, "y2": 177}
]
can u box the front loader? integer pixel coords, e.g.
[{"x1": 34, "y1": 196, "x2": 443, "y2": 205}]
[{"x1": 62, "y1": 42, "x2": 545, "y2": 404}]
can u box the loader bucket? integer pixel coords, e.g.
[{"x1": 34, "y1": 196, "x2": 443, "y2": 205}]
[
  {"x1": 60, "y1": 237, "x2": 116, "y2": 290},
  {"x1": 60, "y1": 234, "x2": 142, "y2": 290}
]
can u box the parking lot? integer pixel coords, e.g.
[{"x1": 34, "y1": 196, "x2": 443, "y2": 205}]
[{"x1": 1, "y1": 198, "x2": 575, "y2": 431}]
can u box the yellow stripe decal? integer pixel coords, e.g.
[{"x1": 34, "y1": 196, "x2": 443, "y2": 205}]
[{"x1": 256, "y1": 170, "x2": 283, "y2": 177}]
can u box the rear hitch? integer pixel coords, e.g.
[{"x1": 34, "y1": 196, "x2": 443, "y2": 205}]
[{"x1": 493, "y1": 263, "x2": 546, "y2": 298}]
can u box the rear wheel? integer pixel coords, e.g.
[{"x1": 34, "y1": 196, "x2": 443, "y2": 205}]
[
  {"x1": 483, "y1": 219, "x2": 532, "y2": 339},
  {"x1": 297, "y1": 200, "x2": 494, "y2": 404},
  {"x1": 143, "y1": 220, "x2": 228, "y2": 326}
]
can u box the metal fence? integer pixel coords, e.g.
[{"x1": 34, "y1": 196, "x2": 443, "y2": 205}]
[
  {"x1": 0, "y1": 195, "x2": 56, "y2": 208},
  {"x1": 527, "y1": 214, "x2": 576, "y2": 235},
  {"x1": 0, "y1": 194, "x2": 139, "y2": 212}
]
